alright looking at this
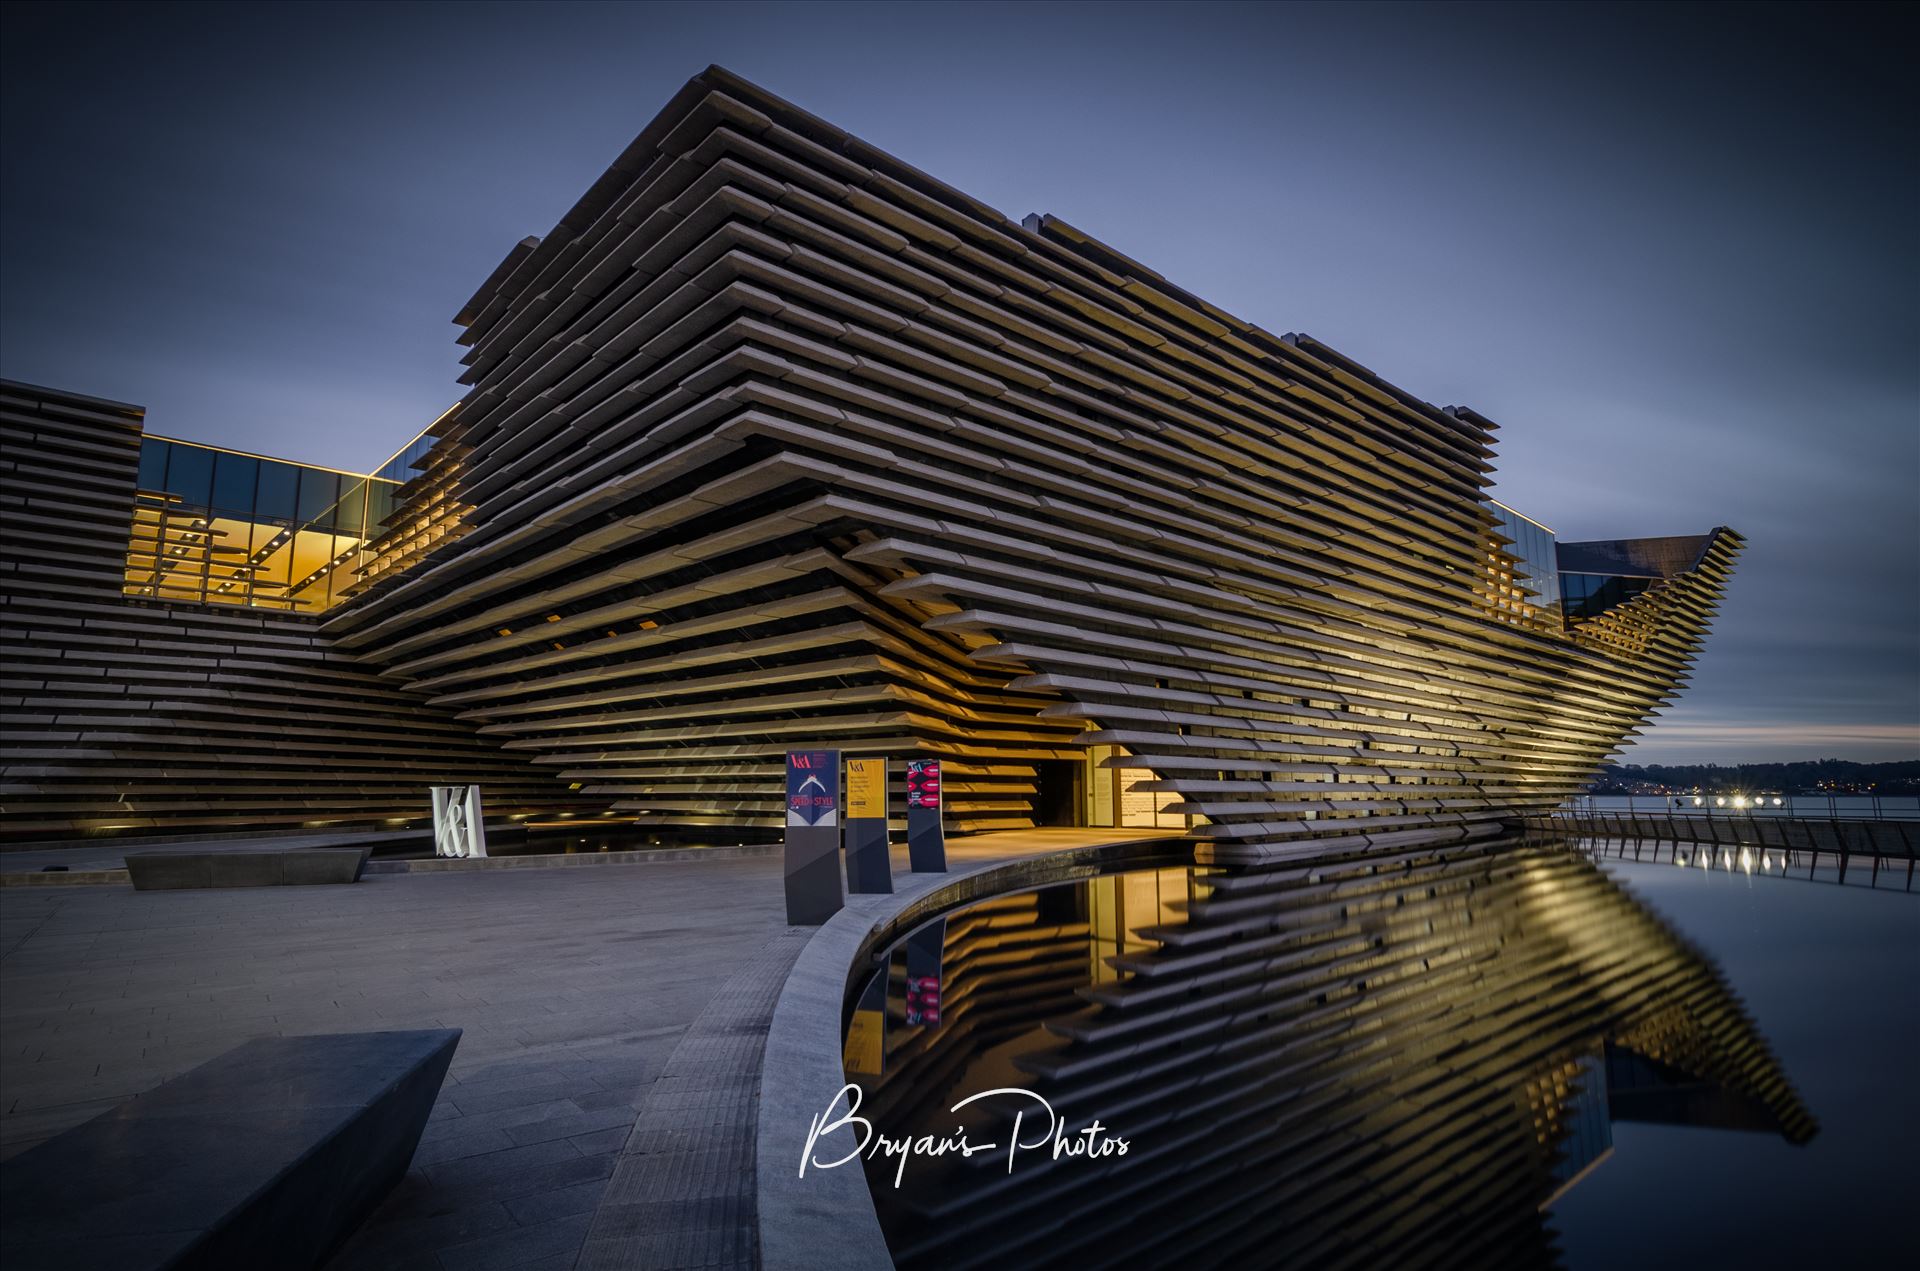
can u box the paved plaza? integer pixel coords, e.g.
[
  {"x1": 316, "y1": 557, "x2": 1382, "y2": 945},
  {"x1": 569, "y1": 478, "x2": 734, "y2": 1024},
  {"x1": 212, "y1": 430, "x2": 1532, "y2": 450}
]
[
  {"x1": 0, "y1": 829, "x2": 1163, "y2": 1270},
  {"x1": 1, "y1": 855, "x2": 790, "y2": 1270}
]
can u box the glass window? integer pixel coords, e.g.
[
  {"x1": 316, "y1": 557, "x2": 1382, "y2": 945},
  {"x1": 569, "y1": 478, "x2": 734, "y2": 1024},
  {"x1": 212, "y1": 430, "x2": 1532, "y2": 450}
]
[
  {"x1": 376, "y1": 431, "x2": 437, "y2": 483},
  {"x1": 1561, "y1": 572, "x2": 1655, "y2": 621},
  {"x1": 137, "y1": 438, "x2": 169, "y2": 491},
  {"x1": 286, "y1": 527, "x2": 335, "y2": 609},
  {"x1": 334, "y1": 478, "x2": 368, "y2": 536},
  {"x1": 1485, "y1": 501, "x2": 1560, "y2": 611},
  {"x1": 331, "y1": 533, "x2": 361, "y2": 604},
  {"x1": 211, "y1": 452, "x2": 259, "y2": 514},
  {"x1": 164, "y1": 444, "x2": 214, "y2": 505},
  {"x1": 252, "y1": 523, "x2": 294, "y2": 600},
  {"x1": 123, "y1": 441, "x2": 396, "y2": 614},
  {"x1": 296, "y1": 468, "x2": 339, "y2": 529},
  {"x1": 366, "y1": 480, "x2": 395, "y2": 537},
  {"x1": 255, "y1": 461, "x2": 299, "y2": 520}
]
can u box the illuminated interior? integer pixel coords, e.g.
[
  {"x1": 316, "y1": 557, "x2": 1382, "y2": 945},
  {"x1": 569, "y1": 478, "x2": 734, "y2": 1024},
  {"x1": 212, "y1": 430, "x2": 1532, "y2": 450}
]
[
  {"x1": 1085, "y1": 744, "x2": 1187, "y2": 829},
  {"x1": 123, "y1": 436, "x2": 402, "y2": 613}
]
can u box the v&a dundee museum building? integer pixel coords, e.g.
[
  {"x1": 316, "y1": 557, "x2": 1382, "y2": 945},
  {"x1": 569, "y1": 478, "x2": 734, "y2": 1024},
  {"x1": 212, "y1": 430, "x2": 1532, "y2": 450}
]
[{"x1": 0, "y1": 66, "x2": 1739, "y2": 861}]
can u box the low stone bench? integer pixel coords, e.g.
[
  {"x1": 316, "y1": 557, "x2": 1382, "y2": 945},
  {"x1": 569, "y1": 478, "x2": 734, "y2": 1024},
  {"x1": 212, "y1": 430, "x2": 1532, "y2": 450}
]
[
  {"x1": 126, "y1": 847, "x2": 371, "y2": 891},
  {"x1": 0, "y1": 1029, "x2": 459, "y2": 1271}
]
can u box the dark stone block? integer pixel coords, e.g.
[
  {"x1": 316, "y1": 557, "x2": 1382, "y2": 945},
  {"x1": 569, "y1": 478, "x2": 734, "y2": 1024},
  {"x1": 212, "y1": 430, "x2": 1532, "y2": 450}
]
[
  {"x1": 127, "y1": 849, "x2": 367, "y2": 890},
  {"x1": 279, "y1": 849, "x2": 369, "y2": 885},
  {"x1": 0, "y1": 1029, "x2": 460, "y2": 1271},
  {"x1": 210, "y1": 851, "x2": 282, "y2": 888},
  {"x1": 125, "y1": 852, "x2": 214, "y2": 890}
]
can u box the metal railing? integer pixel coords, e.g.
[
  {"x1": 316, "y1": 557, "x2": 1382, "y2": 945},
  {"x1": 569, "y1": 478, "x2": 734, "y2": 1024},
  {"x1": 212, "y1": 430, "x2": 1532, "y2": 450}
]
[
  {"x1": 1563, "y1": 793, "x2": 1920, "y2": 820},
  {"x1": 1532, "y1": 809, "x2": 1916, "y2": 890}
]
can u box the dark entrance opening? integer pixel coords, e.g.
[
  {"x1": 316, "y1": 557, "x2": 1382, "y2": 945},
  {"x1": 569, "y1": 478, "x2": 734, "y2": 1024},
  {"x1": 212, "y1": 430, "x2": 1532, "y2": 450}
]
[{"x1": 1031, "y1": 760, "x2": 1083, "y2": 827}]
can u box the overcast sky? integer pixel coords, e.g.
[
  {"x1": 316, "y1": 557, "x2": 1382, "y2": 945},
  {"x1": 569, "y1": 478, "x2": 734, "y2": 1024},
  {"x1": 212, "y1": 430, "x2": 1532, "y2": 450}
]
[{"x1": 3, "y1": 1, "x2": 1913, "y2": 764}]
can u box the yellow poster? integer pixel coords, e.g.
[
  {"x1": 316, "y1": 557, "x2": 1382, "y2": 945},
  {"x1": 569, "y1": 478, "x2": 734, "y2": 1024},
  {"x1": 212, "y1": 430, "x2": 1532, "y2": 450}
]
[{"x1": 847, "y1": 757, "x2": 886, "y2": 820}]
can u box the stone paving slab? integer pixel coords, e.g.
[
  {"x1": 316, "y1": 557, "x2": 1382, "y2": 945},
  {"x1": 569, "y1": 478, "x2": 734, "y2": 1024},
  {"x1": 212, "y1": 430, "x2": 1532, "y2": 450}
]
[
  {"x1": 0, "y1": 828, "x2": 1169, "y2": 1270},
  {"x1": 0, "y1": 857, "x2": 787, "y2": 1271},
  {"x1": 0, "y1": 829, "x2": 426, "y2": 874},
  {"x1": 576, "y1": 928, "x2": 811, "y2": 1270},
  {"x1": 0, "y1": 832, "x2": 781, "y2": 887}
]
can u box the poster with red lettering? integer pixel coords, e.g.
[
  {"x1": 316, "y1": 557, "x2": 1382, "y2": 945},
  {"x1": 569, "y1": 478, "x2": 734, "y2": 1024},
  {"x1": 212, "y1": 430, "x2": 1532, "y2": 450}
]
[
  {"x1": 786, "y1": 749, "x2": 839, "y2": 827},
  {"x1": 906, "y1": 759, "x2": 940, "y2": 810}
]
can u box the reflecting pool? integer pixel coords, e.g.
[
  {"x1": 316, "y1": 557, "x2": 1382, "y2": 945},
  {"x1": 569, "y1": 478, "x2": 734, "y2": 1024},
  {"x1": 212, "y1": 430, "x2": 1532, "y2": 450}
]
[{"x1": 841, "y1": 836, "x2": 1916, "y2": 1269}]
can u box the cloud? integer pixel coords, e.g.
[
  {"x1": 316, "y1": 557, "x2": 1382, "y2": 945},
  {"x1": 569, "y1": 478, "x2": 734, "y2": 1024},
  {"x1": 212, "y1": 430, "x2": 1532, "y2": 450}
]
[{"x1": 1623, "y1": 719, "x2": 1919, "y2": 764}]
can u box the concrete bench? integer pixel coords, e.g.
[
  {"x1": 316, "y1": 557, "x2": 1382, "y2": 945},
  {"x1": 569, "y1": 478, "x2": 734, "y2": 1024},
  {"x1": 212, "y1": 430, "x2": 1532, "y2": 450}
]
[
  {"x1": 0, "y1": 1029, "x2": 459, "y2": 1271},
  {"x1": 126, "y1": 847, "x2": 371, "y2": 891}
]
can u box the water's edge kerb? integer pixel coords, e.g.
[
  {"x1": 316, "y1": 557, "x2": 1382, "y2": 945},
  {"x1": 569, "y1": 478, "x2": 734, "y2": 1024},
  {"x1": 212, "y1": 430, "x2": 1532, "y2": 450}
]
[{"x1": 753, "y1": 838, "x2": 1187, "y2": 1271}]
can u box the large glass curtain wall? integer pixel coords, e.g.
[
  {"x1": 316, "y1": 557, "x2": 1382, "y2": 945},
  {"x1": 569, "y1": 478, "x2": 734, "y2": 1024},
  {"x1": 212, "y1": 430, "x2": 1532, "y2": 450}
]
[
  {"x1": 1494, "y1": 507, "x2": 1560, "y2": 612},
  {"x1": 124, "y1": 437, "x2": 400, "y2": 613},
  {"x1": 1560, "y1": 571, "x2": 1657, "y2": 622},
  {"x1": 373, "y1": 427, "x2": 438, "y2": 483}
]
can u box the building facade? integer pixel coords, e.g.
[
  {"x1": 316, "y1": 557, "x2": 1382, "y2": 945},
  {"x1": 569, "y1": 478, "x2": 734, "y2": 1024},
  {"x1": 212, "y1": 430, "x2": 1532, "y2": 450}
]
[
  {"x1": 0, "y1": 67, "x2": 1739, "y2": 857},
  {"x1": 0, "y1": 383, "x2": 579, "y2": 841}
]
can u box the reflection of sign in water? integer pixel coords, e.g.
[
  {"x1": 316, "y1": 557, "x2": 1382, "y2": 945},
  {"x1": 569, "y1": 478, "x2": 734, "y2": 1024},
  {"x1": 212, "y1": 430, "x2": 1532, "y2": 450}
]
[
  {"x1": 906, "y1": 759, "x2": 940, "y2": 809},
  {"x1": 910, "y1": 979, "x2": 948, "y2": 1029},
  {"x1": 787, "y1": 750, "x2": 839, "y2": 827},
  {"x1": 847, "y1": 757, "x2": 886, "y2": 820},
  {"x1": 905, "y1": 919, "x2": 944, "y2": 1029},
  {"x1": 844, "y1": 972, "x2": 887, "y2": 1076},
  {"x1": 906, "y1": 975, "x2": 941, "y2": 1027}
]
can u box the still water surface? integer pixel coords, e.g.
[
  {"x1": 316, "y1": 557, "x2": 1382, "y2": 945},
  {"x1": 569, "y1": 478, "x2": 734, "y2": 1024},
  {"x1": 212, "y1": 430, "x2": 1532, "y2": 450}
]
[
  {"x1": 842, "y1": 836, "x2": 1915, "y2": 1269},
  {"x1": 1556, "y1": 852, "x2": 1916, "y2": 1269}
]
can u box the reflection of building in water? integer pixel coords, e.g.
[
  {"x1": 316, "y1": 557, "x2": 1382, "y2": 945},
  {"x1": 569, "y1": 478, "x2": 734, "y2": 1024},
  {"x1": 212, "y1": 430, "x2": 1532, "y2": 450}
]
[
  {"x1": 851, "y1": 839, "x2": 1814, "y2": 1270},
  {"x1": 1086, "y1": 866, "x2": 1190, "y2": 986},
  {"x1": 848, "y1": 889, "x2": 1107, "y2": 1096},
  {"x1": 1531, "y1": 1045, "x2": 1612, "y2": 1207}
]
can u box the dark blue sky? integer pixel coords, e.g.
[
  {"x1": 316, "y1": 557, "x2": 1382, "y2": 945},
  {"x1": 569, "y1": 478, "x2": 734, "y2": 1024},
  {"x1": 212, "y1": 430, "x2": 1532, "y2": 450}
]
[{"x1": 3, "y1": 1, "x2": 1914, "y2": 763}]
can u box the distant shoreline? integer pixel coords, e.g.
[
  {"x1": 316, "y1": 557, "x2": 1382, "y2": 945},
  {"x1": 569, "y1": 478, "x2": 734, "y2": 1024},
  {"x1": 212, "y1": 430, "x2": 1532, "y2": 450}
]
[{"x1": 1588, "y1": 758, "x2": 1919, "y2": 797}]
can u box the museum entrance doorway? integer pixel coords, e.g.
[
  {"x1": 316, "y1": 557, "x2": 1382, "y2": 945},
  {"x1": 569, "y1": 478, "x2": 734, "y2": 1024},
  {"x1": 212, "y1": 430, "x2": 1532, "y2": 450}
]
[{"x1": 1032, "y1": 760, "x2": 1084, "y2": 827}]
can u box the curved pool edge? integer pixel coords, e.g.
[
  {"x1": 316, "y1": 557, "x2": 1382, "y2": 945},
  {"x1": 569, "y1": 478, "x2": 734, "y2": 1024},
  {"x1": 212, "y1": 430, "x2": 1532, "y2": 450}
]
[{"x1": 753, "y1": 835, "x2": 1186, "y2": 1271}]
